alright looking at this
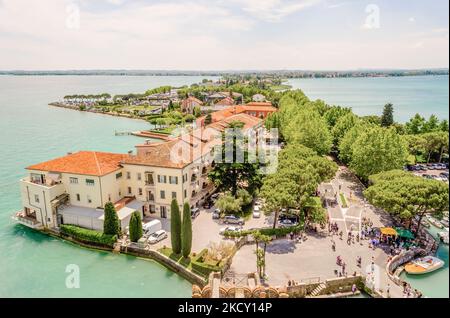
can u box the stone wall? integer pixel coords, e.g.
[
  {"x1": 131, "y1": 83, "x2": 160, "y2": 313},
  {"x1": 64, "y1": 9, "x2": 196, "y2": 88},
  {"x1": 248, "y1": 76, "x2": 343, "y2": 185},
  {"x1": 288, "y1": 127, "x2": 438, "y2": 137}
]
[{"x1": 122, "y1": 244, "x2": 207, "y2": 287}]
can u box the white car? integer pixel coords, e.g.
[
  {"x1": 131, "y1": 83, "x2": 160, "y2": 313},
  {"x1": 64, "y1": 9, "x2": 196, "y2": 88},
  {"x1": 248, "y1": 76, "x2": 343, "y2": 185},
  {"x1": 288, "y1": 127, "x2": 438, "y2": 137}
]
[
  {"x1": 147, "y1": 230, "x2": 168, "y2": 244},
  {"x1": 219, "y1": 226, "x2": 242, "y2": 235},
  {"x1": 253, "y1": 206, "x2": 261, "y2": 218}
]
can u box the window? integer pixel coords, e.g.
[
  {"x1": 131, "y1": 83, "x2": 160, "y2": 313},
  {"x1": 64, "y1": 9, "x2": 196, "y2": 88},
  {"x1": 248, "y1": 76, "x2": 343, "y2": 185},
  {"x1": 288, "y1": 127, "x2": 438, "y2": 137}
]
[
  {"x1": 150, "y1": 205, "x2": 156, "y2": 213},
  {"x1": 145, "y1": 173, "x2": 154, "y2": 185},
  {"x1": 160, "y1": 190, "x2": 165, "y2": 199},
  {"x1": 76, "y1": 194, "x2": 80, "y2": 201},
  {"x1": 69, "y1": 177, "x2": 78, "y2": 184},
  {"x1": 184, "y1": 190, "x2": 187, "y2": 198},
  {"x1": 158, "y1": 175, "x2": 167, "y2": 183},
  {"x1": 137, "y1": 173, "x2": 142, "y2": 181},
  {"x1": 138, "y1": 188, "x2": 143, "y2": 196},
  {"x1": 172, "y1": 192, "x2": 177, "y2": 199},
  {"x1": 169, "y1": 176, "x2": 178, "y2": 184},
  {"x1": 87, "y1": 195, "x2": 92, "y2": 204},
  {"x1": 116, "y1": 172, "x2": 122, "y2": 179},
  {"x1": 126, "y1": 172, "x2": 131, "y2": 179},
  {"x1": 34, "y1": 194, "x2": 40, "y2": 203},
  {"x1": 128, "y1": 187, "x2": 132, "y2": 195},
  {"x1": 86, "y1": 179, "x2": 95, "y2": 186}
]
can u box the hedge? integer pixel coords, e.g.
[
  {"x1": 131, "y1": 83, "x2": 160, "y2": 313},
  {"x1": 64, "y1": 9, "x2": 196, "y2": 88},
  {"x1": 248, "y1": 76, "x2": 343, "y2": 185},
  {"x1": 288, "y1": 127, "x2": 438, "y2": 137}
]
[
  {"x1": 223, "y1": 224, "x2": 303, "y2": 238},
  {"x1": 191, "y1": 249, "x2": 225, "y2": 276},
  {"x1": 60, "y1": 224, "x2": 117, "y2": 247}
]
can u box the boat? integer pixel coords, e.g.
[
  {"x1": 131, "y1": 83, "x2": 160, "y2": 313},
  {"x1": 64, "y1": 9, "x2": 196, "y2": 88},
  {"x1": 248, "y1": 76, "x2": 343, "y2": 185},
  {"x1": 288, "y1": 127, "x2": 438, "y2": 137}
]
[
  {"x1": 440, "y1": 217, "x2": 449, "y2": 228},
  {"x1": 404, "y1": 256, "x2": 445, "y2": 275},
  {"x1": 426, "y1": 215, "x2": 444, "y2": 229},
  {"x1": 438, "y1": 228, "x2": 449, "y2": 244}
]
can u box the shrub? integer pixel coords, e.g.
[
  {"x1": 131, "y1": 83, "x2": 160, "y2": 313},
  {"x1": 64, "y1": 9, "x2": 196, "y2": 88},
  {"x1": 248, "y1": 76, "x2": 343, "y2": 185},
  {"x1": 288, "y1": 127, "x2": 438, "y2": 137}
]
[
  {"x1": 103, "y1": 202, "x2": 120, "y2": 236},
  {"x1": 60, "y1": 224, "x2": 117, "y2": 247},
  {"x1": 129, "y1": 211, "x2": 143, "y2": 242},
  {"x1": 223, "y1": 224, "x2": 303, "y2": 238}
]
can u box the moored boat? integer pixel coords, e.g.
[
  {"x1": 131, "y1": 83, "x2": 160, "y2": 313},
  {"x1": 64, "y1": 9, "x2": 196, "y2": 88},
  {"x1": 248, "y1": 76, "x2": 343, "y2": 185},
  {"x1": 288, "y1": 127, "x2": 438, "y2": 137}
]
[
  {"x1": 405, "y1": 256, "x2": 445, "y2": 275},
  {"x1": 438, "y1": 228, "x2": 449, "y2": 244},
  {"x1": 426, "y1": 215, "x2": 444, "y2": 229}
]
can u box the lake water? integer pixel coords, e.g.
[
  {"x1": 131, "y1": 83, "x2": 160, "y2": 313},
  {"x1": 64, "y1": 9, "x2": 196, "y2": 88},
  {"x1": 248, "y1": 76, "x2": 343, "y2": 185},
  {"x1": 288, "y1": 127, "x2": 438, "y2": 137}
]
[
  {"x1": 0, "y1": 74, "x2": 447, "y2": 297},
  {"x1": 0, "y1": 75, "x2": 219, "y2": 297},
  {"x1": 288, "y1": 75, "x2": 449, "y2": 123}
]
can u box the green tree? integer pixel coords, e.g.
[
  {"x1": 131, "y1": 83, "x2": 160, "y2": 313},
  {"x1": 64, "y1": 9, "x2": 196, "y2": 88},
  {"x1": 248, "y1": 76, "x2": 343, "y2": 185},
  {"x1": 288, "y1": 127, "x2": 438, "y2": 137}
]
[
  {"x1": 349, "y1": 127, "x2": 408, "y2": 181},
  {"x1": 181, "y1": 202, "x2": 192, "y2": 258},
  {"x1": 103, "y1": 202, "x2": 120, "y2": 236},
  {"x1": 423, "y1": 115, "x2": 440, "y2": 133},
  {"x1": 332, "y1": 112, "x2": 359, "y2": 145},
  {"x1": 208, "y1": 121, "x2": 262, "y2": 196},
  {"x1": 261, "y1": 169, "x2": 299, "y2": 229},
  {"x1": 170, "y1": 199, "x2": 182, "y2": 254},
  {"x1": 338, "y1": 123, "x2": 369, "y2": 164},
  {"x1": 405, "y1": 113, "x2": 425, "y2": 134},
  {"x1": 365, "y1": 170, "x2": 449, "y2": 233},
  {"x1": 285, "y1": 107, "x2": 332, "y2": 155},
  {"x1": 323, "y1": 106, "x2": 351, "y2": 127},
  {"x1": 439, "y1": 119, "x2": 449, "y2": 132},
  {"x1": 216, "y1": 193, "x2": 242, "y2": 214},
  {"x1": 381, "y1": 103, "x2": 394, "y2": 127},
  {"x1": 128, "y1": 211, "x2": 143, "y2": 242},
  {"x1": 421, "y1": 131, "x2": 449, "y2": 163},
  {"x1": 204, "y1": 113, "x2": 212, "y2": 125},
  {"x1": 236, "y1": 188, "x2": 253, "y2": 206}
]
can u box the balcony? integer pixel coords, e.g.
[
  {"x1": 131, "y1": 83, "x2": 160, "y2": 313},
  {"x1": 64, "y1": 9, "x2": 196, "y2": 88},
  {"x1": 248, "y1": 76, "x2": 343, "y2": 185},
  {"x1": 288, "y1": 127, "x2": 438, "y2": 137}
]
[{"x1": 12, "y1": 211, "x2": 43, "y2": 230}]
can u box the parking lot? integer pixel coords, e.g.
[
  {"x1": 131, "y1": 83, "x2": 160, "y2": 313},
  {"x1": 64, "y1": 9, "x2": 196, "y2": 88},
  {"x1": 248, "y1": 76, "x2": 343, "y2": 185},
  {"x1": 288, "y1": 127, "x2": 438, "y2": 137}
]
[
  {"x1": 143, "y1": 203, "x2": 269, "y2": 253},
  {"x1": 408, "y1": 163, "x2": 449, "y2": 182}
]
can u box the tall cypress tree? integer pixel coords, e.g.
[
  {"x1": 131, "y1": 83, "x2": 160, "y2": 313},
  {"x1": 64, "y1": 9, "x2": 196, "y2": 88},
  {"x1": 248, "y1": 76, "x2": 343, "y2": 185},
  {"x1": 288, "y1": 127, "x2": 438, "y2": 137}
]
[
  {"x1": 381, "y1": 103, "x2": 394, "y2": 127},
  {"x1": 129, "y1": 211, "x2": 143, "y2": 242},
  {"x1": 170, "y1": 199, "x2": 182, "y2": 254},
  {"x1": 181, "y1": 202, "x2": 192, "y2": 258},
  {"x1": 103, "y1": 202, "x2": 120, "y2": 235}
]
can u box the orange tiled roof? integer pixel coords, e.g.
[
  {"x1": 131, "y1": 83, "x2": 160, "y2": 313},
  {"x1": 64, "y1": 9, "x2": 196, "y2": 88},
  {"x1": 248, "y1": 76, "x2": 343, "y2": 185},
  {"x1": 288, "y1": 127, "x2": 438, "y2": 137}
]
[
  {"x1": 181, "y1": 96, "x2": 203, "y2": 108},
  {"x1": 215, "y1": 96, "x2": 235, "y2": 106},
  {"x1": 245, "y1": 101, "x2": 273, "y2": 107},
  {"x1": 26, "y1": 151, "x2": 127, "y2": 176},
  {"x1": 123, "y1": 113, "x2": 262, "y2": 169}
]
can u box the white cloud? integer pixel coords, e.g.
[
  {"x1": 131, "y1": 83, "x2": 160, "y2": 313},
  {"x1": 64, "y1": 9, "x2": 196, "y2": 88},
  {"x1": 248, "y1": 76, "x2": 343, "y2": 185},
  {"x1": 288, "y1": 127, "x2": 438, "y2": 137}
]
[
  {"x1": 408, "y1": 17, "x2": 416, "y2": 22},
  {"x1": 233, "y1": 0, "x2": 321, "y2": 22}
]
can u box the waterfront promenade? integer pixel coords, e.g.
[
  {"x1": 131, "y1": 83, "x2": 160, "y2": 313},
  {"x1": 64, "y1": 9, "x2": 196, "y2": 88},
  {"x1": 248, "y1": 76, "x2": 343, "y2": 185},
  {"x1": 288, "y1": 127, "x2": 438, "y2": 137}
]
[{"x1": 229, "y1": 165, "x2": 406, "y2": 297}]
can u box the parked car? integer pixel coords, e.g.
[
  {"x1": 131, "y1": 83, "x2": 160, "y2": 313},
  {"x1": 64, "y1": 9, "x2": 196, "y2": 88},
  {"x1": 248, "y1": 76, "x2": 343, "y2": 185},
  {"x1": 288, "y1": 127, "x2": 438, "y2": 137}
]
[
  {"x1": 202, "y1": 201, "x2": 212, "y2": 209},
  {"x1": 143, "y1": 220, "x2": 162, "y2": 236},
  {"x1": 440, "y1": 172, "x2": 449, "y2": 178},
  {"x1": 212, "y1": 208, "x2": 221, "y2": 219},
  {"x1": 253, "y1": 206, "x2": 261, "y2": 218},
  {"x1": 191, "y1": 207, "x2": 200, "y2": 219},
  {"x1": 223, "y1": 215, "x2": 245, "y2": 225},
  {"x1": 278, "y1": 219, "x2": 298, "y2": 227},
  {"x1": 147, "y1": 230, "x2": 168, "y2": 244},
  {"x1": 211, "y1": 193, "x2": 220, "y2": 201},
  {"x1": 219, "y1": 226, "x2": 242, "y2": 235}
]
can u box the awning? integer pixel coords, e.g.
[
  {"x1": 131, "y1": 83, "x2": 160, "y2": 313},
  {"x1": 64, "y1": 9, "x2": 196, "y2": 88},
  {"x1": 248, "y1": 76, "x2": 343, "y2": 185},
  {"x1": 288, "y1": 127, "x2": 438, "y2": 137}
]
[
  {"x1": 395, "y1": 227, "x2": 415, "y2": 239},
  {"x1": 380, "y1": 227, "x2": 398, "y2": 236}
]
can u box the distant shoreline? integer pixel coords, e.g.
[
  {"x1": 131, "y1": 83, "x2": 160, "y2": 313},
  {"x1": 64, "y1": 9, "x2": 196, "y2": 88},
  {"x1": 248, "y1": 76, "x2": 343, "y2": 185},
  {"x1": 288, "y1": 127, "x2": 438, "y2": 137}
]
[{"x1": 1, "y1": 69, "x2": 448, "y2": 78}]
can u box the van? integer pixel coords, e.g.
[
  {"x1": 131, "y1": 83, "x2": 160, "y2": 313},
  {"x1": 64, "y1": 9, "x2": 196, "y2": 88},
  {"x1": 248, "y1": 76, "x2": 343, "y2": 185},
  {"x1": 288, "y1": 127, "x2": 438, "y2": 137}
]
[{"x1": 143, "y1": 220, "x2": 162, "y2": 235}]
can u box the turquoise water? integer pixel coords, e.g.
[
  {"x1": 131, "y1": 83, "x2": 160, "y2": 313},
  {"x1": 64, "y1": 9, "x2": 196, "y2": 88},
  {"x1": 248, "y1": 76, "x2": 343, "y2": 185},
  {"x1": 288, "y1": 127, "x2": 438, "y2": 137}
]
[
  {"x1": 400, "y1": 226, "x2": 449, "y2": 298},
  {"x1": 288, "y1": 75, "x2": 449, "y2": 123},
  {"x1": 0, "y1": 75, "x2": 217, "y2": 297},
  {"x1": 0, "y1": 74, "x2": 447, "y2": 297}
]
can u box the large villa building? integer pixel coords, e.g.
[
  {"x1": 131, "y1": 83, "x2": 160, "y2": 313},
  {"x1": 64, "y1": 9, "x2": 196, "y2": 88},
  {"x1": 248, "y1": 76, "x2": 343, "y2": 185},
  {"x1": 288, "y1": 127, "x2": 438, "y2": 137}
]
[{"x1": 14, "y1": 109, "x2": 268, "y2": 233}]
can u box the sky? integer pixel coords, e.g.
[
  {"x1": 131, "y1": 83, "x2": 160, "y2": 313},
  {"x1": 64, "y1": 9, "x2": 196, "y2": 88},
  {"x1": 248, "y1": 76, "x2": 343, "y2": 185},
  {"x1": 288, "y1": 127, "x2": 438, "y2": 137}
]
[{"x1": 0, "y1": 0, "x2": 448, "y2": 70}]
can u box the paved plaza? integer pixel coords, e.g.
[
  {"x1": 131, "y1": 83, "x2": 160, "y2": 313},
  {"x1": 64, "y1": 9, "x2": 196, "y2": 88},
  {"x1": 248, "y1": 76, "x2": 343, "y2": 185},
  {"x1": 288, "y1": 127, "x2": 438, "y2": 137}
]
[{"x1": 229, "y1": 165, "x2": 404, "y2": 297}]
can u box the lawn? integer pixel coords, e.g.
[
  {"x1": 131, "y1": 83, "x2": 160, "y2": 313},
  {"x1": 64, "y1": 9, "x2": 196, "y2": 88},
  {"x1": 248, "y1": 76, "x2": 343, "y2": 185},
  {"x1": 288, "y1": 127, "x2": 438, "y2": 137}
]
[{"x1": 340, "y1": 193, "x2": 348, "y2": 208}]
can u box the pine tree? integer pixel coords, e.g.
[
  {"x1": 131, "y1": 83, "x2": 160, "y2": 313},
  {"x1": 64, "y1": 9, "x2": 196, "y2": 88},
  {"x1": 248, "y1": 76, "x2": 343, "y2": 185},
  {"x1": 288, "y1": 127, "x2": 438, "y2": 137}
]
[
  {"x1": 170, "y1": 199, "x2": 182, "y2": 254},
  {"x1": 129, "y1": 211, "x2": 143, "y2": 242},
  {"x1": 381, "y1": 103, "x2": 394, "y2": 127},
  {"x1": 181, "y1": 202, "x2": 192, "y2": 258},
  {"x1": 103, "y1": 202, "x2": 120, "y2": 235}
]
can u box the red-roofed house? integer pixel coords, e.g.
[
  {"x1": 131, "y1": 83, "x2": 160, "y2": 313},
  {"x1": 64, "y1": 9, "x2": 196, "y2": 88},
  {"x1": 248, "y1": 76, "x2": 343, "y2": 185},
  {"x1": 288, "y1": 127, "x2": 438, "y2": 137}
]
[{"x1": 181, "y1": 96, "x2": 203, "y2": 114}]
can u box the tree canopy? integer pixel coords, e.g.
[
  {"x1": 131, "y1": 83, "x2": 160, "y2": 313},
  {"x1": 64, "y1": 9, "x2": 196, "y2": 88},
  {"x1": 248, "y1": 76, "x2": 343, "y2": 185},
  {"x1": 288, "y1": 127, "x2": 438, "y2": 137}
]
[{"x1": 365, "y1": 170, "x2": 449, "y2": 233}]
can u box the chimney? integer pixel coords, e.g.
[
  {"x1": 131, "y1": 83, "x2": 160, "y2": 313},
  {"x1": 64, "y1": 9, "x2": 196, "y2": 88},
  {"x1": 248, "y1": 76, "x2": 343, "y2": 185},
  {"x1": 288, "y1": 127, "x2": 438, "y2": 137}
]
[
  {"x1": 67, "y1": 152, "x2": 73, "y2": 155},
  {"x1": 128, "y1": 150, "x2": 133, "y2": 156}
]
